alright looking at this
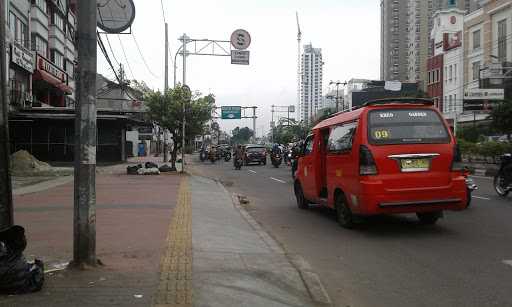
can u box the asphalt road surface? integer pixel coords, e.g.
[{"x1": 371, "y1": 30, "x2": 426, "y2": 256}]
[{"x1": 191, "y1": 156, "x2": 512, "y2": 307}]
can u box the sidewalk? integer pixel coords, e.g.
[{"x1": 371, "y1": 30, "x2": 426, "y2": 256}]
[{"x1": 0, "y1": 156, "x2": 326, "y2": 306}]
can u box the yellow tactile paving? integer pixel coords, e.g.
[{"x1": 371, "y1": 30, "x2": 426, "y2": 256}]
[{"x1": 153, "y1": 176, "x2": 192, "y2": 307}]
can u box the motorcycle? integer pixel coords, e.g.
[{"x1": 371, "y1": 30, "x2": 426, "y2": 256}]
[
  {"x1": 494, "y1": 153, "x2": 512, "y2": 197},
  {"x1": 224, "y1": 150, "x2": 232, "y2": 162},
  {"x1": 234, "y1": 156, "x2": 243, "y2": 170},
  {"x1": 464, "y1": 168, "x2": 478, "y2": 207},
  {"x1": 199, "y1": 149, "x2": 207, "y2": 162},
  {"x1": 208, "y1": 149, "x2": 217, "y2": 164},
  {"x1": 271, "y1": 152, "x2": 282, "y2": 168}
]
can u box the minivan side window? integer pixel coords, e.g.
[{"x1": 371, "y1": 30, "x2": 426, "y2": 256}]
[
  {"x1": 304, "y1": 136, "x2": 314, "y2": 155},
  {"x1": 328, "y1": 122, "x2": 357, "y2": 153}
]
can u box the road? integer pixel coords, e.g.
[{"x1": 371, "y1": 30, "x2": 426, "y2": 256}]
[{"x1": 190, "y1": 156, "x2": 512, "y2": 307}]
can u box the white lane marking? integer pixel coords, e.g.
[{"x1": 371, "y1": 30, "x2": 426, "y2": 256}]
[
  {"x1": 248, "y1": 170, "x2": 257, "y2": 174},
  {"x1": 470, "y1": 175, "x2": 492, "y2": 180},
  {"x1": 502, "y1": 260, "x2": 512, "y2": 267},
  {"x1": 472, "y1": 195, "x2": 491, "y2": 200},
  {"x1": 270, "y1": 177, "x2": 286, "y2": 184}
]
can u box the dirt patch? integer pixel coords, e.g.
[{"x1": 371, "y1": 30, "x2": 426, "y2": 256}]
[{"x1": 10, "y1": 150, "x2": 72, "y2": 177}]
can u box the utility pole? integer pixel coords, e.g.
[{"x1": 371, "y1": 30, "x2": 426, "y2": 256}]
[
  {"x1": 163, "y1": 23, "x2": 169, "y2": 163},
  {"x1": 0, "y1": 0, "x2": 13, "y2": 231},
  {"x1": 74, "y1": 0, "x2": 98, "y2": 266},
  {"x1": 252, "y1": 107, "x2": 257, "y2": 143},
  {"x1": 180, "y1": 34, "x2": 188, "y2": 173}
]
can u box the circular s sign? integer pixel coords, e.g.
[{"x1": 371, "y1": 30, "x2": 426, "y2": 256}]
[{"x1": 231, "y1": 29, "x2": 251, "y2": 50}]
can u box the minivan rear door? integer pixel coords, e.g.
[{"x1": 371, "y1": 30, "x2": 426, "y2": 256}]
[{"x1": 366, "y1": 108, "x2": 453, "y2": 190}]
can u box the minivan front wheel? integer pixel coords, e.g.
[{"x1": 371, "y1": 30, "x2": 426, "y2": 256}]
[
  {"x1": 294, "y1": 183, "x2": 309, "y2": 210},
  {"x1": 335, "y1": 193, "x2": 354, "y2": 229},
  {"x1": 416, "y1": 211, "x2": 442, "y2": 225}
]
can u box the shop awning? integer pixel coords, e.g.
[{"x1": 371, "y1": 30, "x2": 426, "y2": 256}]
[{"x1": 33, "y1": 70, "x2": 73, "y2": 94}]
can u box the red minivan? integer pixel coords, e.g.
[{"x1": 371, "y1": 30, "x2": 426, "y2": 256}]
[{"x1": 294, "y1": 98, "x2": 467, "y2": 228}]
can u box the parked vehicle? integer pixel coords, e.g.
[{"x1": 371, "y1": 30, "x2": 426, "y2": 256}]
[
  {"x1": 244, "y1": 145, "x2": 267, "y2": 165},
  {"x1": 294, "y1": 98, "x2": 467, "y2": 228},
  {"x1": 494, "y1": 153, "x2": 512, "y2": 197}
]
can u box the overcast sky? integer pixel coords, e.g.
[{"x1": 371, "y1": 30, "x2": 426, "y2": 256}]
[{"x1": 97, "y1": 0, "x2": 380, "y2": 136}]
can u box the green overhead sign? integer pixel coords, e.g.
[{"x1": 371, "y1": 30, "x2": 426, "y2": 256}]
[{"x1": 221, "y1": 106, "x2": 242, "y2": 119}]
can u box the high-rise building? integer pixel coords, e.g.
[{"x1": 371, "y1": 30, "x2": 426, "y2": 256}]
[
  {"x1": 381, "y1": 0, "x2": 479, "y2": 86},
  {"x1": 380, "y1": 0, "x2": 409, "y2": 82},
  {"x1": 407, "y1": 0, "x2": 479, "y2": 90},
  {"x1": 300, "y1": 43, "x2": 323, "y2": 125}
]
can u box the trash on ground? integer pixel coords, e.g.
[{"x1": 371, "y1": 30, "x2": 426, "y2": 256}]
[
  {"x1": 133, "y1": 294, "x2": 143, "y2": 299},
  {"x1": 44, "y1": 261, "x2": 69, "y2": 274},
  {"x1": 145, "y1": 162, "x2": 158, "y2": 169},
  {"x1": 10, "y1": 150, "x2": 51, "y2": 175},
  {"x1": 0, "y1": 225, "x2": 44, "y2": 294},
  {"x1": 137, "y1": 167, "x2": 160, "y2": 175},
  {"x1": 158, "y1": 164, "x2": 176, "y2": 172}
]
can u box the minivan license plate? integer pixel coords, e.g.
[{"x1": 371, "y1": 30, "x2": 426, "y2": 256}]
[{"x1": 400, "y1": 158, "x2": 430, "y2": 172}]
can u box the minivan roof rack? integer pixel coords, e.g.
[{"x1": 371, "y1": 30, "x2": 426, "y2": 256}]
[{"x1": 363, "y1": 97, "x2": 433, "y2": 107}]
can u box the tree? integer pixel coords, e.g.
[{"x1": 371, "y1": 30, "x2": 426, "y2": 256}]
[
  {"x1": 231, "y1": 127, "x2": 253, "y2": 144},
  {"x1": 491, "y1": 101, "x2": 512, "y2": 141},
  {"x1": 146, "y1": 85, "x2": 214, "y2": 169}
]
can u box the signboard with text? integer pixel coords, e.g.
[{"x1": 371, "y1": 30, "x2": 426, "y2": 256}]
[
  {"x1": 464, "y1": 88, "x2": 504, "y2": 100},
  {"x1": 11, "y1": 43, "x2": 34, "y2": 73},
  {"x1": 231, "y1": 50, "x2": 250, "y2": 65},
  {"x1": 221, "y1": 106, "x2": 242, "y2": 119}
]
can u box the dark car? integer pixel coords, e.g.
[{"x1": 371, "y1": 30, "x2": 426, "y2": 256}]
[{"x1": 244, "y1": 145, "x2": 267, "y2": 165}]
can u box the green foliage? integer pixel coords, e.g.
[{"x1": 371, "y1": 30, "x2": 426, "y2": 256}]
[
  {"x1": 491, "y1": 101, "x2": 512, "y2": 140},
  {"x1": 146, "y1": 85, "x2": 214, "y2": 165},
  {"x1": 231, "y1": 127, "x2": 254, "y2": 144}
]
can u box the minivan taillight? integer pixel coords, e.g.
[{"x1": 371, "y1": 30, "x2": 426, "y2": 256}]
[
  {"x1": 451, "y1": 144, "x2": 464, "y2": 171},
  {"x1": 359, "y1": 145, "x2": 378, "y2": 176}
]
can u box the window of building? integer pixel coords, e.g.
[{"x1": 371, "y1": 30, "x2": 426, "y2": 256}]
[
  {"x1": 473, "y1": 29, "x2": 481, "y2": 50},
  {"x1": 498, "y1": 19, "x2": 507, "y2": 62},
  {"x1": 9, "y1": 11, "x2": 29, "y2": 48},
  {"x1": 64, "y1": 60, "x2": 74, "y2": 79},
  {"x1": 52, "y1": 11, "x2": 64, "y2": 30},
  {"x1": 454, "y1": 64, "x2": 457, "y2": 82},
  {"x1": 51, "y1": 49, "x2": 64, "y2": 69},
  {"x1": 472, "y1": 61, "x2": 481, "y2": 81},
  {"x1": 449, "y1": 65, "x2": 453, "y2": 81},
  {"x1": 31, "y1": 34, "x2": 48, "y2": 58},
  {"x1": 35, "y1": 0, "x2": 47, "y2": 13}
]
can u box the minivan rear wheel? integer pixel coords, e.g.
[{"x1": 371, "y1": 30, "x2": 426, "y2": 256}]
[
  {"x1": 294, "y1": 183, "x2": 309, "y2": 210},
  {"x1": 416, "y1": 211, "x2": 442, "y2": 225},
  {"x1": 335, "y1": 194, "x2": 354, "y2": 229}
]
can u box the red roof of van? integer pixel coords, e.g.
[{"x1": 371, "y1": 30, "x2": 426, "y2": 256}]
[{"x1": 312, "y1": 108, "x2": 364, "y2": 130}]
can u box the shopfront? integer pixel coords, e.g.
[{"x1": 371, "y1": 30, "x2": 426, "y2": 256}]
[
  {"x1": 9, "y1": 42, "x2": 34, "y2": 107},
  {"x1": 32, "y1": 54, "x2": 72, "y2": 107}
]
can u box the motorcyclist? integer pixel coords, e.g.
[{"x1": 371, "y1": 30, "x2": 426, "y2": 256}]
[{"x1": 234, "y1": 144, "x2": 244, "y2": 168}]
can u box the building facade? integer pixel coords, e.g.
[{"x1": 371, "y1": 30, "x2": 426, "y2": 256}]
[
  {"x1": 381, "y1": 0, "x2": 478, "y2": 85},
  {"x1": 410, "y1": 1, "x2": 480, "y2": 88},
  {"x1": 380, "y1": 0, "x2": 409, "y2": 81},
  {"x1": 6, "y1": 0, "x2": 149, "y2": 162},
  {"x1": 427, "y1": 7, "x2": 465, "y2": 116},
  {"x1": 463, "y1": 0, "x2": 511, "y2": 118},
  {"x1": 300, "y1": 43, "x2": 323, "y2": 125}
]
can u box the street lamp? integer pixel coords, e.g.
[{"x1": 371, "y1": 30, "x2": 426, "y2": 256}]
[{"x1": 329, "y1": 81, "x2": 344, "y2": 112}]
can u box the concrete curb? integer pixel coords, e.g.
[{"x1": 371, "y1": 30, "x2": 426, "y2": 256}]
[
  {"x1": 13, "y1": 175, "x2": 74, "y2": 196},
  {"x1": 218, "y1": 181, "x2": 332, "y2": 306}
]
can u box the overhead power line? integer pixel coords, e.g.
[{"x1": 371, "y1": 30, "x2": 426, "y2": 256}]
[
  {"x1": 117, "y1": 34, "x2": 135, "y2": 80},
  {"x1": 131, "y1": 32, "x2": 160, "y2": 78}
]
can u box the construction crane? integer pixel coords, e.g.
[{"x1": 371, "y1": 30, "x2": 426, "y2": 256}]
[{"x1": 296, "y1": 12, "x2": 302, "y2": 122}]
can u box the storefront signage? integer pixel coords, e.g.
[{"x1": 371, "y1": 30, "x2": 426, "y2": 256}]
[
  {"x1": 464, "y1": 88, "x2": 504, "y2": 100},
  {"x1": 37, "y1": 55, "x2": 67, "y2": 84},
  {"x1": 11, "y1": 43, "x2": 34, "y2": 73}
]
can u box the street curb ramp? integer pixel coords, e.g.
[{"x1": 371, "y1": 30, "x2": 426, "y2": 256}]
[{"x1": 217, "y1": 182, "x2": 332, "y2": 306}]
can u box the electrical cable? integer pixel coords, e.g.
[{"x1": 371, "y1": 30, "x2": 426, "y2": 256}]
[
  {"x1": 103, "y1": 33, "x2": 120, "y2": 68},
  {"x1": 131, "y1": 32, "x2": 160, "y2": 78},
  {"x1": 117, "y1": 34, "x2": 135, "y2": 80},
  {"x1": 97, "y1": 31, "x2": 121, "y2": 84}
]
